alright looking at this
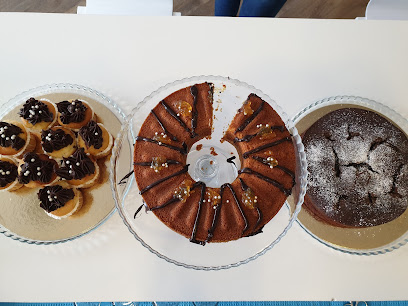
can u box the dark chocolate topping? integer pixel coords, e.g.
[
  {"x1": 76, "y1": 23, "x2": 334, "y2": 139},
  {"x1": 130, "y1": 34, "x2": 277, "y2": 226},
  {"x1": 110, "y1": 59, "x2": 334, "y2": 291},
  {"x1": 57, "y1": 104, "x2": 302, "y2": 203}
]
[
  {"x1": 133, "y1": 159, "x2": 181, "y2": 167},
  {"x1": 139, "y1": 165, "x2": 189, "y2": 194},
  {"x1": 242, "y1": 136, "x2": 291, "y2": 158},
  {"x1": 239, "y1": 167, "x2": 292, "y2": 196},
  {"x1": 150, "y1": 110, "x2": 178, "y2": 142},
  {"x1": 190, "y1": 85, "x2": 198, "y2": 138},
  {"x1": 160, "y1": 101, "x2": 193, "y2": 136},
  {"x1": 56, "y1": 148, "x2": 95, "y2": 180},
  {"x1": 135, "y1": 136, "x2": 187, "y2": 154},
  {"x1": 38, "y1": 185, "x2": 75, "y2": 212},
  {"x1": 57, "y1": 100, "x2": 88, "y2": 124},
  {"x1": 18, "y1": 98, "x2": 54, "y2": 125},
  {"x1": 235, "y1": 97, "x2": 264, "y2": 134},
  {"x1": 41, "y1": 128, "x2": 74, "y2": 153},
  {"x1": 252, "y1": 155, "x2": 296, "y2": 187},
  {"x1": 78, "y1": 120, "x2": 103, "y2": 149},
  {"x1": 18, "y1": 153, "x2": 56, "y2": 184},
  {"x1": 0, "y1": 160, "x2": 18, "y2": 187},
  {"x1": 189, "y1": 181, "x2": 206, "y2": 245},
  {"x1": 0, "y1": 122, "x2": 25, "y2": 151}
]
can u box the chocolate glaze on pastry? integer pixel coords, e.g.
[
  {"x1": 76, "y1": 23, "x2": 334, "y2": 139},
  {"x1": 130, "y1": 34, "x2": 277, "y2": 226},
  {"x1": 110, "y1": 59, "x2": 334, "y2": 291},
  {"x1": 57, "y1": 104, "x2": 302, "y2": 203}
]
[
  {"x1": 303, "y1": 108, "x2": 408, "y2": 228},
  {"x1": 0, "y1": 122, "x2": 25, "y2": 151},
  {"x1": 57, "y1": 100, "x2": 88, "y2": 124},
  {"x1": 38, "y1": 185, "x2": 75, "y2": 212},
  {"x1": 41, "y1": 128, "x2": 74, "y2": 153},
  {"x1": 18, "y1": 98, "x2": 54, "y2": 125},
  {"x1": 56, "y1": 148, "x2": 95, "y2": 180},
  {"x1": 133, "y1": 85, "x2": 296, "y2": 244},
  {"x1": 18, "y1": 153, "x2": 56, "y2": 184},
  {"x1": 78, "y1": 120, "x2": 103, "y2": 149},
  {"x1": 0, "y1": 160, "x2": 18, "y2": 188}
]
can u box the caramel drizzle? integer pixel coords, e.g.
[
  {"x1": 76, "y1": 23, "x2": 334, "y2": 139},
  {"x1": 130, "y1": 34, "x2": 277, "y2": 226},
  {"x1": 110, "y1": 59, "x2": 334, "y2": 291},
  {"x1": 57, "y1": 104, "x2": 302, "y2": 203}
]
[
  {"x1": 133, "y1": 160, "x2": 181, "y2": 167},
  {"x1": 160, "y1": 101, "x2": 193, "y2": 137},
  {"x1": 190, "y1": 85, "x2": 198, "y2": 138},
  {"x1": 206, "y1": 183, "x2": 248, "y2": 243},
  {"x1": 139, "y1": 165, "x2": 189, "y2": 194},
  {"x1": 235, "y1": 99, "x2": 264, "y2": 133},
  {"x1": 239, "y1": 167, "x2": 292, "y2": 196},
  {"x1": 233, "y1": 126, "x2": 285, "y2": 143},
  {"x1": 242, "y1": 136, "x2": 291, "y2": 158},
  {"x1": 239, "y1": 178, "x2": 262, "y2": 234},
  {"x1": 135, "y1": 136, "x2": 187, "y2": 154},
  {"x1": 150, "y1": 110, "x2": 178, "y2": 142},
  {"x1": 252, "y1": 155, "x2": 296, "y2": 187}
]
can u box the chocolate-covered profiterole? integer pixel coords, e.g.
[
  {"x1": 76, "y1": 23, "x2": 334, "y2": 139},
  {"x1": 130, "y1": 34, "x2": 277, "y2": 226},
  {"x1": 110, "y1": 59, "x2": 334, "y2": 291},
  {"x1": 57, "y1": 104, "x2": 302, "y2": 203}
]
[
  {"x1": 0, "y1": 122, "x2": 25, "y2": 151},
  {"x1": 38, "y1": 185, "x2": 75, "y2": 213},
  {"x1": 0, "y1": 160, "x2": 18, "y2": 188},
  {"x1": 19, "y1": 98, "x2": 54, "y2": 126},
  {"x1": 41, "y1": 128, "x2": 74, "y2": 153}
]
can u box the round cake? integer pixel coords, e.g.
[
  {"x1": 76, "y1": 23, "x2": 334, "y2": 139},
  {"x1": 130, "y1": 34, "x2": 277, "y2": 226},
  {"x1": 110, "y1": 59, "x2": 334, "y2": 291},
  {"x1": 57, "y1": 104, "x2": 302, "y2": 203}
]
[
  {"x1": 302, "y1": 108, "x2": 408, "y2": 228},
  {"x1": 133, "y1": 83, "x2": 296, "y2": 244}
]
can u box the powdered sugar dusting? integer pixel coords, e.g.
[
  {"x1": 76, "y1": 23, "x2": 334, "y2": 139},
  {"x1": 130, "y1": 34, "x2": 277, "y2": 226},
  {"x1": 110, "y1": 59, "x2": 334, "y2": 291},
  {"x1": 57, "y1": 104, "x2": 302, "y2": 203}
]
[{"x1": 304, "y1": 108, "x2": 408, "y2": 227}]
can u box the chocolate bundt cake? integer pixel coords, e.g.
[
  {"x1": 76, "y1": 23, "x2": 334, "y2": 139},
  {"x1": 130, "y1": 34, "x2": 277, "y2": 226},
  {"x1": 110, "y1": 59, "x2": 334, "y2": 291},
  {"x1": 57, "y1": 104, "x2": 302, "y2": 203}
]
[
  {"x1": 133, "y1": 83, "x2": 296, "y2": 244},
  {"x1": 303, "y1": 108, "x2": 408, "y2": 228}
]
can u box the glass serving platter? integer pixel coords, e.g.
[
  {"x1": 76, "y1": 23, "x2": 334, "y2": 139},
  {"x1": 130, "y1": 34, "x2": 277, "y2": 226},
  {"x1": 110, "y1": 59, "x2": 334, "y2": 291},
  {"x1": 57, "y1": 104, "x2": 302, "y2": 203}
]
[
  {"x1": 110, "y1": 75, "x2": 308, "y2": 270},
  {"x1": 292, "y1": 96, "x2": 408, "y2": 255},
  {"x1": 0, "y1": 83, "x2": 125, "y2": 245}
]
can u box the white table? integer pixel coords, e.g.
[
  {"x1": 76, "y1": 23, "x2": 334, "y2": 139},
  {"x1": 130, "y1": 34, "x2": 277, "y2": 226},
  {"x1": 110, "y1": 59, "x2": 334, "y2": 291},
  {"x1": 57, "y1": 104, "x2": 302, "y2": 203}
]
[{"x1": 0, "y1": 14, "x2": 408, "y2": 302}]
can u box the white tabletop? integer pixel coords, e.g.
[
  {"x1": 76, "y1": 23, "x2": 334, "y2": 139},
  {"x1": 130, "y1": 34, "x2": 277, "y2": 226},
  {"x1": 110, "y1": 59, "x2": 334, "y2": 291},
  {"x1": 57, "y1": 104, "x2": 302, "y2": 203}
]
[{"x1": 0, "y1": 13, "x2": 408, "y2": 302}]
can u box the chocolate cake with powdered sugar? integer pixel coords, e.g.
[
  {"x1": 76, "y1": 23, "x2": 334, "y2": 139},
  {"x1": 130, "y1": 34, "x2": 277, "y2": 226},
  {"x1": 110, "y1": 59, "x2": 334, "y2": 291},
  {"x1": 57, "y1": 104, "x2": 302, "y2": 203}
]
[{"x1": 303, "y1": 108, "x2": 408, "y2": 228}]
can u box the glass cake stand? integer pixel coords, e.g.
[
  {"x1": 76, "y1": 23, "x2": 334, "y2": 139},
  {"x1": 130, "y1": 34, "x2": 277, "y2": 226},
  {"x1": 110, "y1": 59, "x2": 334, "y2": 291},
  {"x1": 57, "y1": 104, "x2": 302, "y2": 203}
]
[
  {"x1": 110, "y1": 75, "x2": 308, "y2": 270},
  {"x1": 0, "y1": 83, "x2": 125, "y2": 245},
  {"x1": 292, "y1": 95, "x2": 408, "y2": 255}
]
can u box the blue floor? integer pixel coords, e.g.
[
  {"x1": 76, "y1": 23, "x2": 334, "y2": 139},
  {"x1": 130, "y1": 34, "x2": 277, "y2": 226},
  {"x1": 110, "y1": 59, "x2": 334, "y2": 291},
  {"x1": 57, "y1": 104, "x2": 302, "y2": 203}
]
[{"x1": 1, "y1": 302, "x2": 408, "y2": 306}]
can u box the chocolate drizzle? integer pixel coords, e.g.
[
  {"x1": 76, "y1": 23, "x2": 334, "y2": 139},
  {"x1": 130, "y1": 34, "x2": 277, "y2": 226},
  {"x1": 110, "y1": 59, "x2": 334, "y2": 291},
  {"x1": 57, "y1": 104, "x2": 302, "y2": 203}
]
[
  {"x1": 0, "y1": 160, "x2": 18, "y2": 187},
  {"x1": 160, "y1": 101, "x2": 193, "y2": 136},
  {"x1": 56, "y1": 148, "x2": 95, "y2": 180},
  {"x1": 0, "y1": 122, "x2": 25, "y2": 151},
  {"x1": 41, "y1": 128, "x2": 74, "y2": 153},
  {"x1": 133, "y1": 160, "x2": 181, "y2": 167},
  {"x1": 252, "y1": 155, "x2": 296, "y2": 187},
  {"x1": 135, "y1": 136, "x2": 187, "y2": 154},
  {"x1": 239, "y1": 167, "x2": 292, "y2": 196},
  {"x1": 150, "y1": 110, "x2": 178, "y2": 142},
  {"x1": 234, "y1": 125, "x2": 285, "y2": 142},
  {"x1": 242, "y1": 136, "x2": 291, "y2": 158},
  {"x1": 79, "y1": 120, "x2": 103, "y2": 149},
  {"x1": 57, "y1": 100, "x2": 88, "y2": 124},
  {"x1": 235, "y1": 98, "x2": 264, "y2": 133},
  {"x1": 38, "y1": 185, "x2": 75, "y2": 212},
  {"x1": 190, "y1": 85, "x2": 198, "y2": 138},
  {"x1": 18, "y1": 153, "x2": 56, "y2": 184},
  {"x1": 189, "y1": 181, "x2": 206, "y2": 245},
  {"x1": 18, "y1": 98, "x2": 54, "y2": 125},
  {"x1": 139, "y1": 165, "x2": 189, "y2": 194}
]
